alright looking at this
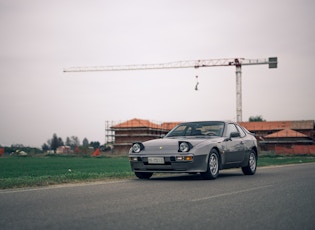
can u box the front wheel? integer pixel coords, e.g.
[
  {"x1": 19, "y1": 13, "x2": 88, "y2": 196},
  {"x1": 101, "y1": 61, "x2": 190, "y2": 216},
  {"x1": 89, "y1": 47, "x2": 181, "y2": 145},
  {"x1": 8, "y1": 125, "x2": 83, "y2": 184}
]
[
  {"x1": 201, "y1": 149, "x2": 220, "y2": 180},
  {"x1": 135, "y1": 172, "x2": 153, "y2": 179},
  {"x1": 242, "y1": 150, "x2": 257, "y2": 175}
]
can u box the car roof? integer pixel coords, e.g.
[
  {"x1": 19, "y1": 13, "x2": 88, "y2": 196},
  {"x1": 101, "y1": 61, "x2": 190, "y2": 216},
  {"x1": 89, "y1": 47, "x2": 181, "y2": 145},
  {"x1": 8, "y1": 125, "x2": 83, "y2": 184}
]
[{"x1": 179, "y1": 121, "x2": 233, "y2": 125}]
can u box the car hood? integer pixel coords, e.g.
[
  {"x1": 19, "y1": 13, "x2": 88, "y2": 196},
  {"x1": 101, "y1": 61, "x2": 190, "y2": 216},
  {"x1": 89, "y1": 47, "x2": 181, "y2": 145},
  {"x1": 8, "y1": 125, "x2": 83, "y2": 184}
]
[{"x1": 141, "y1": 136, "x2": 223, "y2": 153}]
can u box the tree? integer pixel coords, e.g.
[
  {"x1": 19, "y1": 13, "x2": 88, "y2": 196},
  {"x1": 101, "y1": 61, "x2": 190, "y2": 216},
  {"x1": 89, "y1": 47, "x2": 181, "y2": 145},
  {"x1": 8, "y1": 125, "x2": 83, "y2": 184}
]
[
  {"x1": 249, "y1": 115, "x2": 266, "y2": 122},
  {"x1": 82, "y1": 138, "x2": 89, "y2": 147},
  {"x1": 71, "y1": 136, "x2": 80, "y2": 147},
  {"x1": 65, "y1": 137, "x2": 71, "y2": 146},
  {"x1": 50, "y1": 133, "x2": 64, "y2": 151},
  {"x1": 65, "y1": 136, "x2": 80, "y2": 149},
  {"x1": 58, "y1": 137, "x2": 64, "y2": 146},
  {"x1": 90, "y1": 141, "x2": 100, "y2": 150},
  {"x1": 42, "y1": 143, "x2": 49, "y2": 152},
  {"x1": 42, "y1": 134, "x2": 64, "y2": 152}
]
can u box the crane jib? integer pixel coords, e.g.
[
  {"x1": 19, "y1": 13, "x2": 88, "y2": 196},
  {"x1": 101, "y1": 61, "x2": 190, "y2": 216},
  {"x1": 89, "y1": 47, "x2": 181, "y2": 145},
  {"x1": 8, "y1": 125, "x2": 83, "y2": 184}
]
[
  {"x1": 63, "y1": 57, "x2": 278, "y2": 123},
  {"x1": 63, "y1": 57, "x2": 277, "y2": 72}
]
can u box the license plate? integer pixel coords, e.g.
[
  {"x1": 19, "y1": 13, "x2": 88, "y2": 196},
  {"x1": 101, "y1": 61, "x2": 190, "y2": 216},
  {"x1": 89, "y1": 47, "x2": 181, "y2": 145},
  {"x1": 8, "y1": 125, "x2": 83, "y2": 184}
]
[{"x1": 148, "y1": 157, "x2": 165, "y2": 164}]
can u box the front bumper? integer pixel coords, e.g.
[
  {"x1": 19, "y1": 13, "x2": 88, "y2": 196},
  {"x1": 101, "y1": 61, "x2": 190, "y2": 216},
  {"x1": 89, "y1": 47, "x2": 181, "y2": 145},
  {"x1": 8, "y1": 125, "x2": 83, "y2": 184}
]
[{"x1": 129, "y1": 154, "x2": 208, "y2": 173}]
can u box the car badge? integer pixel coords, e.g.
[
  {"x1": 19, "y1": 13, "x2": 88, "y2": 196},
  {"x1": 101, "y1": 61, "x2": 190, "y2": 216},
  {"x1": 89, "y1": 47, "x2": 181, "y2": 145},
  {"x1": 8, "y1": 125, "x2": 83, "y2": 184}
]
[{"x1": 159, "y1": 146, "x2": 163, "y2": 150}]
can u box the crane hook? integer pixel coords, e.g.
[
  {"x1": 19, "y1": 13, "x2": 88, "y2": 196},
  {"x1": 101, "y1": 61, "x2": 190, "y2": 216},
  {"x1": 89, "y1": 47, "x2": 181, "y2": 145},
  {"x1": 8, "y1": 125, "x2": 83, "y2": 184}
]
[{"x1": 195, "y1": 75, "x2": 199, "y2": 91}]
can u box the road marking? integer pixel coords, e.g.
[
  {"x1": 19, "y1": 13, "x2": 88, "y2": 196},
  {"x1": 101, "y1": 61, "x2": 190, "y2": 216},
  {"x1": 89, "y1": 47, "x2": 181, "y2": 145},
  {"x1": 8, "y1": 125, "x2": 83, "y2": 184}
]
[
  {"x1": 191, "y1": 184, "x2": 273, "y2": 202},
  {"x1": 0, "y1": 180, "x2": 130, "y2": 194}
]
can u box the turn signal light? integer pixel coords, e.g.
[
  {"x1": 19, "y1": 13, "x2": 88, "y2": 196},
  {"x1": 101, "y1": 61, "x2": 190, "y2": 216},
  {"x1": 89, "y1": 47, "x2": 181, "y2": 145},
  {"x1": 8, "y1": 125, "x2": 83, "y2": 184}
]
[
  {"x1": 185, "y1": 156, "x2": 193, "y2": 161},
  {"x1": 176, "y1": 155, "x2": 193, "y2": 161}
]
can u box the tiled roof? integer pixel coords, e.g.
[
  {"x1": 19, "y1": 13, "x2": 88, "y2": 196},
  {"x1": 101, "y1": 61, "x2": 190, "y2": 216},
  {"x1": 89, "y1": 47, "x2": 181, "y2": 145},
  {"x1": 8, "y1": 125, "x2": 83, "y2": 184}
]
[
  {"x1": 265, "y1": 129, "x2": 308, "y2": 138},
  {"x1": 112, "y1": 119, "x2": 180, "y2": 130},
  {"x1": 239, "y1": 120, "x2": 314, "y2": 131},
  {"x1": 161, "y1": 122, "x2": 181, "y2": 130},
  {"x1": 112, "y1": 118, "x2": 161, "y2": 129}
]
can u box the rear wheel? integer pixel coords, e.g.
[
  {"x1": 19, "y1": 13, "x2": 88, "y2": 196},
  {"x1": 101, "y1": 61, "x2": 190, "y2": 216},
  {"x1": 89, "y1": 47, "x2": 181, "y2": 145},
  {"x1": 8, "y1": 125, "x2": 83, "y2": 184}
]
[
  {"x1": 135, "y1": 172, "x2": 153, "y2": 179},
  {"x1": 201, "y1": 149, "x2": 220, "y2": 180},
  {"x1": 242, "y1": 150, "x2": 257, "y2": 175}
]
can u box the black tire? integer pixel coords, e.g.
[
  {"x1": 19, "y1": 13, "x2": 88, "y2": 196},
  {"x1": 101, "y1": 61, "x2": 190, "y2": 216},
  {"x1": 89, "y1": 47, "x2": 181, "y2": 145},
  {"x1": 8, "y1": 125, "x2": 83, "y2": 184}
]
[
  {"x1": 135, "y1": 172, "x2": 153, "y2": 179},
  {"x1": 242, "y1": 150, "x2": 257, "y2": 175},
  {"x1": 201, "y1": 149, "x2": 220, "y2": 180}
]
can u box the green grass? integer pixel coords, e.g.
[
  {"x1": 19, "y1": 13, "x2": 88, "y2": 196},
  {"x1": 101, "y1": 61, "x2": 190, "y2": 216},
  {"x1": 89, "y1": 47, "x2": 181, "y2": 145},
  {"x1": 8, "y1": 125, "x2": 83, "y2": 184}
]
[
  {"x1": 0, "y1": 156, "x2": 133, "y2": 189},
  {"x1": 0, "y1": 155, "x2": 315, "y2": 189},
  {"x1": 257, "y1": 155, "x2": 315, "y2": 167}
]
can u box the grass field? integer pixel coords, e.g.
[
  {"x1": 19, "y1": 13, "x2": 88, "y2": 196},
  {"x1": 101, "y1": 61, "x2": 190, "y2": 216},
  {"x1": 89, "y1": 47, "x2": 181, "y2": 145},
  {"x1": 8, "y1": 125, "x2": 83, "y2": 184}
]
[
  {"x1": 1, "y1": 155, "x2": 315, "y2": 189},
  {"x1": 0, "y1": 156, "x2": 133, "y2": 189}
]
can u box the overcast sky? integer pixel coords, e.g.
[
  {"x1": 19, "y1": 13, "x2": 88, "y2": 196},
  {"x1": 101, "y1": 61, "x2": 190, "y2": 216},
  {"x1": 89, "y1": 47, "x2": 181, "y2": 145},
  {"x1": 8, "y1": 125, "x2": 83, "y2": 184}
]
[{"x1": 0, "y1": 0, "x2": 314, "y2": 148}]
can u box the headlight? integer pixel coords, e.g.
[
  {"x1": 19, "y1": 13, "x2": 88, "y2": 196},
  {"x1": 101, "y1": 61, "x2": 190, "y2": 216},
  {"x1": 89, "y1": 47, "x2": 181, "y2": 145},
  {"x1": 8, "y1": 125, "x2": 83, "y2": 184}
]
[
  {"x1": 132, "y1": 142, "x2": 144, "y2": 153},
  {"x1": 129, "y1": 157, "x2": 139, "y2": 161},
  {"x1": 179, "y1": 141, "x2": 191, "y2": 152}
]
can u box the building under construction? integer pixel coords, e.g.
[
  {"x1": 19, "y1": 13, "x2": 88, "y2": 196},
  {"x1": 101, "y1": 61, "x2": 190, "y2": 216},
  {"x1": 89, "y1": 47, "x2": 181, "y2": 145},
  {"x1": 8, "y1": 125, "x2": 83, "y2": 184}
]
[{"x1": 105, "y1": 118, "x2": 179, "y2": 154}]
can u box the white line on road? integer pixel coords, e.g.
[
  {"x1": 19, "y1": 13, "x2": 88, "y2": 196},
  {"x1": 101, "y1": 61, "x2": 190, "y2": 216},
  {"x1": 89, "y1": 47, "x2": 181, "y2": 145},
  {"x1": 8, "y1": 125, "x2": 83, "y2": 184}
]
[
  {"x1": 191, "y1": 184, "x2": 273, "y2": 202},
  {"x1": 0, "y1": 179, "x2": 130, "y2": 194}
]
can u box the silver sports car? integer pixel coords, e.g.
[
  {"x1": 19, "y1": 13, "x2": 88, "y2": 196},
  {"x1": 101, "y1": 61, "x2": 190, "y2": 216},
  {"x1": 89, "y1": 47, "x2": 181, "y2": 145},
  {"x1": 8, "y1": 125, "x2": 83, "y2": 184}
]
[{"x1": 129, "y1": 121, "x2": 258, "y2": 180}]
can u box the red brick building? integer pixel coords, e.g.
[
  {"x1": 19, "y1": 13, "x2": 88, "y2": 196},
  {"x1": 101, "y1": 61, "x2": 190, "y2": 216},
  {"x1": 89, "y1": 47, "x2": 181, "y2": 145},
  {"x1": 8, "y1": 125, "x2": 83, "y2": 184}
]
[
  {"x1": 239, "y1": 120, "x2": 315, "y2": 154},
  {"x1": 110, "y1": 118, "x2": 179, "y2": 154}
]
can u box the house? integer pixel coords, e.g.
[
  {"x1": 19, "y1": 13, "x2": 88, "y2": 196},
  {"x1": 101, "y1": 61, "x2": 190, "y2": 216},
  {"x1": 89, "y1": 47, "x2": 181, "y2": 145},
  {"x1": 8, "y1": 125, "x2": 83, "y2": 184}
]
[
  {"x1": 239, "y1": 120, "x2": 315, "y2": 154},
  {"x1": 239, "y1": 120, "x2": 314, "y2": 138},
  {"x1": 56, "y1": 146, "x2": 71, "y2": 154}
]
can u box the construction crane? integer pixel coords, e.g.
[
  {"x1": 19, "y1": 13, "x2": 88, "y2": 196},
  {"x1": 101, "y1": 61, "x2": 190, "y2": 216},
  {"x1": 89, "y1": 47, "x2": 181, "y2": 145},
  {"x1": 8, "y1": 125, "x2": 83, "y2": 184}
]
[{"x1": 64, "y1": 57, "x2": 278, "y2": 122}]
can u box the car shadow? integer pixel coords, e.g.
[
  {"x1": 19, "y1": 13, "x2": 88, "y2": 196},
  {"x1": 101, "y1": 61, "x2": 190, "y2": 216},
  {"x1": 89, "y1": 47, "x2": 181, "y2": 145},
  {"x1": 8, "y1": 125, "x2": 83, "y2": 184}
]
[{"x1": 147, "y1": 170, "x2": 245, "y2": 181}]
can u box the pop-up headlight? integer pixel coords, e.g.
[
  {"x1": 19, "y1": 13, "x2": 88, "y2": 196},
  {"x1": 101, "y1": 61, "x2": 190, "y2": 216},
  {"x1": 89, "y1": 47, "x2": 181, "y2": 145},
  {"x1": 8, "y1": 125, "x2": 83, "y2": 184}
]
[
  {"x1": 178, "y1": 141, "x2": 192, "y2": 152},
  {"x1": 132, "y1": 142, "x2": 144, "y2": 153}
]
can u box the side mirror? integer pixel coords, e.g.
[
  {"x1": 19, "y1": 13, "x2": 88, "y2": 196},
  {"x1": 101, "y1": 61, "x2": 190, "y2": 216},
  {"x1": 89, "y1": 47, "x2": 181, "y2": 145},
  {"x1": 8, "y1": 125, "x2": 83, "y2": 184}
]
[
  {"x1": 230, "y1": 132, "x2": 240, "y2": 138},
  {"x1": 224, "y1": 132, "x2": 240, "y2": 141}
]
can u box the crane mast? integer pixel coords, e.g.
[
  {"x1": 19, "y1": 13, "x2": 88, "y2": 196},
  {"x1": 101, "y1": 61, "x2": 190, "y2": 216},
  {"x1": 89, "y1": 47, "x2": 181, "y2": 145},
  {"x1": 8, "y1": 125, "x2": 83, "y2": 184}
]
[{"x1": 64, "y1": 57, "x2": 277, "y2": 122}]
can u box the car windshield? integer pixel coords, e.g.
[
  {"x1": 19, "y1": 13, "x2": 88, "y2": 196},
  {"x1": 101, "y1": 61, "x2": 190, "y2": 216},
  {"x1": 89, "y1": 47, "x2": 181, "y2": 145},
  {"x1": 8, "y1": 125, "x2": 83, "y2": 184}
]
[{"x1": 165, "y1": 121, "x2": 225, "y2": 138}]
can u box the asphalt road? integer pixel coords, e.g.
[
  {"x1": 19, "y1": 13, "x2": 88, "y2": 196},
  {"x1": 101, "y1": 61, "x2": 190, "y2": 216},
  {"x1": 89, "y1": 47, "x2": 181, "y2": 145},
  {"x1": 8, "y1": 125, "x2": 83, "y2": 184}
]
[{"x1": 1, "y1": 163, "x2": 314, "y2": 230}]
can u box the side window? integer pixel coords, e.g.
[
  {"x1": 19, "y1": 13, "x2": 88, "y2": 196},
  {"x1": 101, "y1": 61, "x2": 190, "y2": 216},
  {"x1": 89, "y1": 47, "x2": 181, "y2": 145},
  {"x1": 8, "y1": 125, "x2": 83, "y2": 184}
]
[
  {"x1": 185, "y1": 126, "x2": 193, "y2": 136},
  {"x1": 236, "y1": 125, "x2": 246, "y2": 137},
  {"x1": 226, "y1": 124, "x2": 238, "y2": 137}
]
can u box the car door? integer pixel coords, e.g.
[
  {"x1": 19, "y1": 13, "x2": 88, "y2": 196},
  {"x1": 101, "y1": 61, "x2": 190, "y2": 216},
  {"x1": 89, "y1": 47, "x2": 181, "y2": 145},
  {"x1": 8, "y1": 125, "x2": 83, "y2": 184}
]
[{"x1": 224, "y1": 123, "x2": 245, "y2": 164}]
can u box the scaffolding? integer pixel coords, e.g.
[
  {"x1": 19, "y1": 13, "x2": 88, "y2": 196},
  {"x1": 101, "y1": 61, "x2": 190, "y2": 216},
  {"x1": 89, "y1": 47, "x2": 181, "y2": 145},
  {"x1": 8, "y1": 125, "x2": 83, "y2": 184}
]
[{"x1": 105, "y1": 120, "x2": 117, "y2": 144}]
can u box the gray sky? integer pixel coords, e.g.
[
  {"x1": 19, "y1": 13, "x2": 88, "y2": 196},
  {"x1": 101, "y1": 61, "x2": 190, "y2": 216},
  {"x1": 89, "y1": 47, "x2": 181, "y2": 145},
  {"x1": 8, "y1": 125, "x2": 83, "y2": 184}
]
[{"x1": 1, "y1": 0, "x2": 314, "y2": 148}]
